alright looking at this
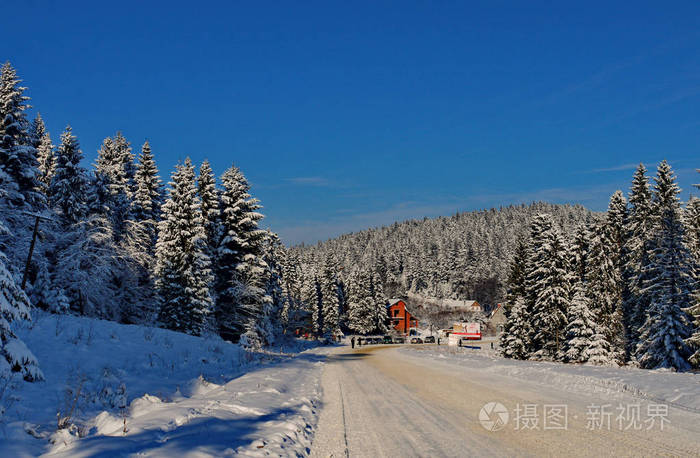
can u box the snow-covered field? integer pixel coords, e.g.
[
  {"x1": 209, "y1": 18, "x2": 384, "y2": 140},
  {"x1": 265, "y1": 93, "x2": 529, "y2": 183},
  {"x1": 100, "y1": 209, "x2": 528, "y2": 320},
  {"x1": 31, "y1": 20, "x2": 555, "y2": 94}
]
[
  {"x1": 401, "y1": 344, "x2": 700, "y2": 412},
  {"x1": 1, "y1": 312, "x2": 326, "y2": 457}
]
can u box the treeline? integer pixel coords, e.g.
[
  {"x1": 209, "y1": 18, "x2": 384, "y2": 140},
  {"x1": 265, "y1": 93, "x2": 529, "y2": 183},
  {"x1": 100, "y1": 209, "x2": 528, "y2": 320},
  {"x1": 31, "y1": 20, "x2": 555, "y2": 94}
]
[
  {"x1": 500, "y1": 162, "x2": 700, "y2": 371},
  {"x1": 0, "y1": 62, "x2": 310, "y2": 383}
]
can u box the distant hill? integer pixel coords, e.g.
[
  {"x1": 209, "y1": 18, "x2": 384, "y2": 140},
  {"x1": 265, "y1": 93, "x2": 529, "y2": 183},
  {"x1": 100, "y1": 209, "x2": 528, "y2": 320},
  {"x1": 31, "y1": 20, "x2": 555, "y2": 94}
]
[{"x1": 293, "y1": 202, "x2": 596, "y2": 310}]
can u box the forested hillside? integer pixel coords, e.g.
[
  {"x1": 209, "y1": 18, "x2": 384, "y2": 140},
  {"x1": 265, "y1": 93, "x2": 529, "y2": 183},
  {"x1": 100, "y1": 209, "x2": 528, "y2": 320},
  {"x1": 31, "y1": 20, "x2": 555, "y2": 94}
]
[{"x1": 292, "y1": 202, "x2": 595, "y2": 312}]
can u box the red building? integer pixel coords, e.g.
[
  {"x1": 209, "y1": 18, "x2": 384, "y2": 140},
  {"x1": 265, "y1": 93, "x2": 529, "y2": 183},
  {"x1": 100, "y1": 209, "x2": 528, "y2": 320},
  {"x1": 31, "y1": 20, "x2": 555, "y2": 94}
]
[{"x1": 388, "y1": 299, "x2": 419, "y2": 334}]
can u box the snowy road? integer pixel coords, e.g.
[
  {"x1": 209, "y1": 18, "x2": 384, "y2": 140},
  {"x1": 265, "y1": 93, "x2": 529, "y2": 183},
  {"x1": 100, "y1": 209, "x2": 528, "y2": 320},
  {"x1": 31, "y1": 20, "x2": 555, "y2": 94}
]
[{"x1": 310, "y1": 345, "x2": 700, "y2": 457}]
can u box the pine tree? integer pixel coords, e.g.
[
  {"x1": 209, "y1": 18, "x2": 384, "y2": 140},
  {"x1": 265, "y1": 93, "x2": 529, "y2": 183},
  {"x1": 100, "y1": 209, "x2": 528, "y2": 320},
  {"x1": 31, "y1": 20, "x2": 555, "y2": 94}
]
[
  {"x1": 635, "y1": 161, "x2": 694, "y2": 370},
  {"x1": 0, "y1": 62, "x2": 43, "y2": 209},
  {"x1": 214, "y1": 165, "x2": 268, "y2": 341},
  {"x1": 623, "y1": 164, "x2": 655, "y2": 356},
  {"x1": 155, "y1": 158, "x2": 213, "y2": 336},
  {"x1": 564, "y1": 285, "x2": 597, "y2": 363},
  {"x1": 525, "y1": 214, "x2": 571, "y2": 360},
  {"x1": 50, "y1": 126, "x2": 87, "y2": 225},
  {"x1": 197, "y1": 160, "x2": 219, "y2": 254}
]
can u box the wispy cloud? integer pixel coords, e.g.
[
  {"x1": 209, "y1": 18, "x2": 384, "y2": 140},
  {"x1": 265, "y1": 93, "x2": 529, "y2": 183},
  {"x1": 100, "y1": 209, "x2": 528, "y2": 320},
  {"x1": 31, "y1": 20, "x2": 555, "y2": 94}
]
[
  {"x1": 586, "y1": 163, "x2": 640, "y2": 173},
  {"x1": 286, "y1": 176, "x2": 331, "y2": 186}
]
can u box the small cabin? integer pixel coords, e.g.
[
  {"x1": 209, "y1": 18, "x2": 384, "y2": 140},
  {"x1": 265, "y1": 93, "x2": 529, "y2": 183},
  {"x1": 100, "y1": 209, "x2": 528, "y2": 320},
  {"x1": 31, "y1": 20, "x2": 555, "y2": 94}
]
[{"x1": 387, "y1": 299, "x2": 419, "y2": 334}]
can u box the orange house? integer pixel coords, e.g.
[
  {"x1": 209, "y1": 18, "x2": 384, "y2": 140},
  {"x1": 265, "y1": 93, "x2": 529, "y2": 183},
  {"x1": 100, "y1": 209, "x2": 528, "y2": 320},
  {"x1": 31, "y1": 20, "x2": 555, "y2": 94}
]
[{"x1": 388, "y1": 300, "x2": 419, "y2": 334}]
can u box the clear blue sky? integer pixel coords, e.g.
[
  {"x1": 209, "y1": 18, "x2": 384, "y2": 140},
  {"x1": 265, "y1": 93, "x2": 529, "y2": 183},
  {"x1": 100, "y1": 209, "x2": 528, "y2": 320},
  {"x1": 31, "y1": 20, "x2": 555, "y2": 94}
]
[{"x1": 6, "y1": 1, "x2": 700, "y2": 244}]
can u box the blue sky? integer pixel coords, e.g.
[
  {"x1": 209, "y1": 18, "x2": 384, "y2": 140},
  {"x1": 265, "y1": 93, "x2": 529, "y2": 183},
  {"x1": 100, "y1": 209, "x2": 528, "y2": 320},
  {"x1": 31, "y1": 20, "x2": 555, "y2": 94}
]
[{"x1": 6, "y1": 1, "x2": 700, "y2": 244}]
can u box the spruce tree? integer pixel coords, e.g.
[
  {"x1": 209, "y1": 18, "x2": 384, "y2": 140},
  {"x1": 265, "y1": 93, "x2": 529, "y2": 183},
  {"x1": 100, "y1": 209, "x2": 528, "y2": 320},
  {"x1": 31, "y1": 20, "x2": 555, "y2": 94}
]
[
  {"x1": 587, "y1": 331, "x2": 615, "y2": 366},
  {"x1": 500, "y1": 237, "x2": 529, "y2": 357},
  {"x1": 371, "y1": 271, "x2": 388, "y2": 334},
  {"x1": 564, "y1": 285, "x2": 597, "y2": 363},
  {"x1": 499, "y1": 297, "x2": 529, "y2": 359},
  {"x1": 0, "y1": 62, "x2": 43, "y2": 209},
  {"x1": 586, "y1": 193, "x2": 627, "y2": 363},
  {"x1": 35, "y1": 130, "x2": 54, "y2": 195},
  {"x1": 347, "y1": 269, "x2": 376, "y2": 335},
  {"x1": 635, "y1": 161, "x2": 694, "y2": 370},
  {"x1": 50, "y1": 126, "x2": 87, "y2": 225},
  {"x1": 28, "y1": 113, "x2": 45, "y2": 148},
  {"x1": 0, "y1": 225, "x2": 42, "y2": 382},
  {"x1": 95, "y1": 133, "x2": 133, "y2": 240},
  {"x1": 131, "y1": 140, "x2": 163, "y2": 250},
  {"x1": 197, "y1": 160, "x2": 219, "y2": 254},
  {"x1": 155, "y1": 158, "x2": 213, "y2": 336},
  {"x1": 570, "y1": 224, "x2": 591, "y2": 285},
  {"x1": 624, "y1": 164, "x2": 655, "y2": 354},
  {"x1": 320, "y1": 256, "x2": 340, "y2": 336},
  {"x1": 214, "y1": 165, "x2": 268, "y2": 341},
  {"x1": 525, "y1": 214, "x2": 570, "y2": 360}
]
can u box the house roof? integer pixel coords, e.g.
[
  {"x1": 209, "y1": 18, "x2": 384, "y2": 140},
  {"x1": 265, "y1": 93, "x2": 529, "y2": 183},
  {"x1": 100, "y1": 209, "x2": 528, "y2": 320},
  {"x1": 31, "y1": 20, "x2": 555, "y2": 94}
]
[
  {"x1": 387, "y1": 298, "x2": 404, "y2": 307},
  {"x1": 489, "y1": 303, "x2": 504, "y2": 319}
]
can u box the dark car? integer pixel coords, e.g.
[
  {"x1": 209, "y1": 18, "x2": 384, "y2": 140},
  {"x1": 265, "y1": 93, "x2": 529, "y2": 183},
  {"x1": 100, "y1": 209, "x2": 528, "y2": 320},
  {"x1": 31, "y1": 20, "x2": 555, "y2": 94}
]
[
  {"x1": 423, "y1": 336, "x2": 435, "y2": 343},
  {"x1": 393, "y1": 337, "x2": 405, "y2": 344},
  {"x1": 372, "y1": 337, "x2": 382, "y2": 344},
  {"x1": 410, "y1": 337, "x2": 423, "y2": 344},
  {"x1": 383, "y1": 335, "x2": 393, "y2": 344}
]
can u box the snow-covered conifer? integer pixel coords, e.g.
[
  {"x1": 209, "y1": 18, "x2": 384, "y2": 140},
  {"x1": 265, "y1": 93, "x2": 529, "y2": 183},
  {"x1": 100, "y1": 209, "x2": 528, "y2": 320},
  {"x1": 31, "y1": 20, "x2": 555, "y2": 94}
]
[
  {"x1": 563, "y1": 285, "x2": 597, "y2": 363},
  {"x1": 0, "y1": 62, "x2": 43, "y2": 209},
  {"x1": 587, "y1": 331, "x2": 615, "y2": 366},
  {"x1": 0, "y1": 220, "x2": 42, "y2": 381},
  {"x1": 525, "y1": 214, "x2": 570, "y2": 360},
  {"x1": 131, "y1": 141, "x2": 163, "y2": 251},
  {"x1": 635, "y1": 161, "x2": 694, "y2": 370},
  {"x1": 214, "y1": 165, "x2": 267, "y2": 341},
  {"x1": 155, "y1": 158, "x2": 213, "y2": 336},
  {"x1": 320, "y1": 256, "x2": 341, "y2": 336},
  {"x1": 499, "y1": 297, "x2": 529, "y2": 359},
  {"x1": 623, "y1": 164, "x2": 655, "y2": 354},
  {"x1": 49, "y1": 126, "x2": 87, "y2": 225},
  {"x1": 197, "y1": 160, "x2": 219, "y2": 254}
]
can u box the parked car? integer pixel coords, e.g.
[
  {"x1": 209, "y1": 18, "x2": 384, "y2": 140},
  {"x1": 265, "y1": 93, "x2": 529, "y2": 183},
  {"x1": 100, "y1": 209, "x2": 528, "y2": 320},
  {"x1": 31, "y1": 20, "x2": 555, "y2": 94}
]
[
  {"x1": 423, "y1": 336, "x2": 435, "y2": 343},
  {"x1": 410, "y1": 337, "x2": 423, "y2": 344},
  {"x1": 383, "y1": 335, "x2": 393, "y2": 344},
  {"x1": 393, "y1": 337, "x2": 405, "y2": 344},
  {"x1": 372, "y1": 337, "x2": 382, "y2": 344}
]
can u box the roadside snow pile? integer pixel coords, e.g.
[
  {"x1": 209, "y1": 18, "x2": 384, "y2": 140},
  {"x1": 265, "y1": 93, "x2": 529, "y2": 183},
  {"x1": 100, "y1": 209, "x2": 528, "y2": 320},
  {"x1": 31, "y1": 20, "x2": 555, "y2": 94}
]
[
  {"x1": 401, "y1": 345, "x2": 700, "y2": 413},
  {"x1": 0, "y1": 312, "x2": 324, "y2": 457}
]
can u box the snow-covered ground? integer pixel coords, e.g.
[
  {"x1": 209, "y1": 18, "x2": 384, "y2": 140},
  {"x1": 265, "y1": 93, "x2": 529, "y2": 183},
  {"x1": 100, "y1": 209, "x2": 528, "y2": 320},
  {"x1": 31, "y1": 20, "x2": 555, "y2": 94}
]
[
  {"x1": 1, "y1": 312, "x2": 326, "y2": 457},
  {"x1": 401, "y1": 344, "x2": 700, "y2": 412}
]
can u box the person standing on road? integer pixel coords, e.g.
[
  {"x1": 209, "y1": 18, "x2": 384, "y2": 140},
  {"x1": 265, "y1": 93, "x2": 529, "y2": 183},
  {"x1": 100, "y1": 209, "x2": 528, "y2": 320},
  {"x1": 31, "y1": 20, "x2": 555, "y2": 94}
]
[{"x1": 351, "y1": 336, "x2": 355, "y2": 349}]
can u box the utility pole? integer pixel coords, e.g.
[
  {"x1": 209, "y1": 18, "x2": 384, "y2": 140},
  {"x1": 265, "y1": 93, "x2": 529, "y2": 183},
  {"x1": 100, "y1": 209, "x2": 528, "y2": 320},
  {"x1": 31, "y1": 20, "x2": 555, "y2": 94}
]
[{"x1": 21, "y1": 212, "x2": 52, "y2": 290}]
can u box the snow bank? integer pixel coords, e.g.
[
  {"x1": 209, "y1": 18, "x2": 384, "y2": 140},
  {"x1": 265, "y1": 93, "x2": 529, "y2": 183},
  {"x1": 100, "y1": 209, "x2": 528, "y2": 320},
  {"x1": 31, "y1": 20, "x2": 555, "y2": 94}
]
[
  {"x1": 401, "y1": 345, "x2": 700, "y2": 413},
  {"x1": 0, "y1": 312, "x2": 324, "y2": 456}
]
